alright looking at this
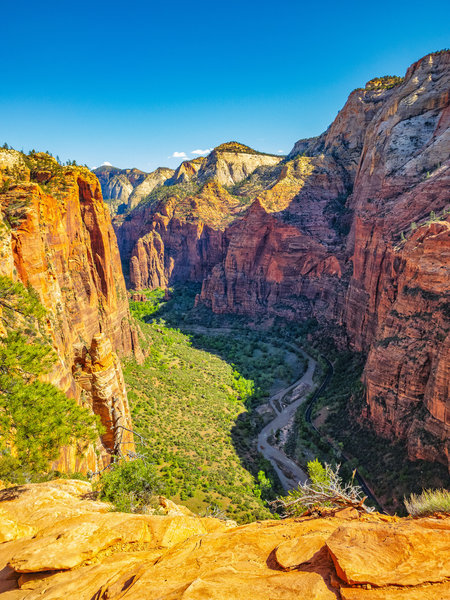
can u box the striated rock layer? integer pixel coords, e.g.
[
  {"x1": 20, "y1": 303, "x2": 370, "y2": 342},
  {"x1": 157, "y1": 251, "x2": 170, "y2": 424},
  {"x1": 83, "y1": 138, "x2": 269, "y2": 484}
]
[
  {"x1": 0, "y1": 151, "x2": 138, "y2": 473},
  {"x1": 93, "y1": 165, "x2": 175, "y2": 215},
  {"x1": 0, "y1": 479, "x2": 448, "y2": 599},
  {"x1": 115, "y1": 143, "x2": 284, "y2": 290}
]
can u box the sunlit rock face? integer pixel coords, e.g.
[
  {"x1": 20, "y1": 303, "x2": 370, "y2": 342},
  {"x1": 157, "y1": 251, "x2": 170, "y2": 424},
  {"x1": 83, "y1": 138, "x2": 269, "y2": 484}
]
[
  {"x1": 0, "y1": 153, "x2": 138, "y2": 472},
  {"x1": 93, "y1": 165, "x2": 175, "y2": 215},
  {"x1": 0, "y1": 479, "x2": 448, "y2": 599}
]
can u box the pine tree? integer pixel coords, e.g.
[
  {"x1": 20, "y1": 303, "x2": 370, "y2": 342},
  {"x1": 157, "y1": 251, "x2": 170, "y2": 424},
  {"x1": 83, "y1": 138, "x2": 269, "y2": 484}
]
[{"x1": 0, "y1": 276, "x2": 99, "y2": 482}]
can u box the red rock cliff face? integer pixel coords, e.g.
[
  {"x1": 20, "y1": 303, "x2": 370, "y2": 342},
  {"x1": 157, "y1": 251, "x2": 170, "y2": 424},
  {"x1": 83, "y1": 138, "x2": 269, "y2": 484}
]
[
  {"x1": 0, "y1": 152, "x2": 138, "y2": 473},
  {"x1": 342, "y1": 53, "x2": 450, "y2": 466}
]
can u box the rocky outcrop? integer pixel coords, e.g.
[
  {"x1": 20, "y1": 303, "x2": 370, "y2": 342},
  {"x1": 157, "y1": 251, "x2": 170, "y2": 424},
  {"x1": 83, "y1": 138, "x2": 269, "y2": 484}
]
[
  {"x1": 196, "y1": 143, "x2": 282, "y2": 186},
  {"x1": 0, "y1": 151, "x2": 138, "y2": 472},
  {"x1": 342, "y1": 52, "x2": 450, "y2": 466},
  {"x1": 127, "y1": 167, "x2": 174, "y2": 211},
  {"x1": 94, "y1": 165, "x2": 175, "y2": 215},
  {"x1": 93, "y1": 165, "x2": 148, "y2": 214},
  {"x1": 198, "y1": 152, "x2": 351, "y2": 321},
  {"x1": 115, "y1": 143, "x2": 284, "y2": 289},
  {"x1": 0, "y1": 479, "x2": 448, "y2": 599}
]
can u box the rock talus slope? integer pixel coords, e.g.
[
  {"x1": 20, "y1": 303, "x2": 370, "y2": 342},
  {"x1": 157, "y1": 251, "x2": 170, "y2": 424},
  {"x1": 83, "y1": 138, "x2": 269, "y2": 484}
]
[
  {"x1": 0, "y1": 480, "x2": 448, "y2": 599},
  {"x1": 0, "y1": 152, "x2": 139, "y2": 472}
]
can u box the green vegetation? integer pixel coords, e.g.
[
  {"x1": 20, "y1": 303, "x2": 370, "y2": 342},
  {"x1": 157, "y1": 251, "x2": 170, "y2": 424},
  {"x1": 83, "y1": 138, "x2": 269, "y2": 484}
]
[
  {"x1": 138, "y1": 180, "x2": 201, "y2": 211},
  {"x1": 404, "y1": 488, "x2": 450, "y2": 517},
  {"x1": 122, "y1": 286, "x2": 316, "y2": 522},
  {"x1": 365, "y1": 75, "x2": 404, "y2": 90},
  {"x1": 274, "y1": 460, "x2": 371, "y2": 517},
  {"x1": 286, "y1": 345, "x2": 449, "y2": 514},
  {"x1": 97, "y1": 459, "x2": 163, "y2": 513},
  {"x1": 0, "y1": 276, "x2": 100, "y2": 483},
  {"x1": 124, "y1": 290, "x2": 303, "y2": 521}
]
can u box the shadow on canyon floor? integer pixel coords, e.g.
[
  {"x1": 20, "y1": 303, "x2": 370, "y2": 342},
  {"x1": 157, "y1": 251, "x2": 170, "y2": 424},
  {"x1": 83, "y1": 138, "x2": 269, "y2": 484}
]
[{"x1": 132, "y1": 284, "x2": 449, "y2": 516}]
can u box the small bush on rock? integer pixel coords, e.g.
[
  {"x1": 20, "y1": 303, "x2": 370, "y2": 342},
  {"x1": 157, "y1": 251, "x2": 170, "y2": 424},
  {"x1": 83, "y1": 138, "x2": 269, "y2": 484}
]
[
  {"x1": 404, "y1": 488, "x2": 450, "y2": 517},
  {"x1": 273, "y1": 460, "x2": 373, "y2": 517},
  {"x1": 97, "y1": 459, "x2": 164, "y2": 513}
]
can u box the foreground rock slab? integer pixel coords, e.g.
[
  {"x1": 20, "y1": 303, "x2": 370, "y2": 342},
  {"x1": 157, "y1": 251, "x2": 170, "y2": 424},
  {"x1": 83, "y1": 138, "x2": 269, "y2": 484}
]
[
  {"x1": 0, "y1": 480, "x2": 448, "y2": 599},
  {"x1": 326, "y1": 520, "x2": 450, "y2": 586}
]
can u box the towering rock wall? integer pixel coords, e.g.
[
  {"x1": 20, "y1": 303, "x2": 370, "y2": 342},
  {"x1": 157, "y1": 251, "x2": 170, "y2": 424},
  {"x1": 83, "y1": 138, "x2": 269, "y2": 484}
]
[
  {"x1": 342, "y1": 52, "x2": 450, "y2": 466},
  {"x1": 115, "y1": 147, "x2": 282, "y2": 290},
  {"x1": 93, "y1": 165, "x2": 175, "y2": 215},
  {"x1": 0, "y1": 151, "x2": 138, "y2": 473}
]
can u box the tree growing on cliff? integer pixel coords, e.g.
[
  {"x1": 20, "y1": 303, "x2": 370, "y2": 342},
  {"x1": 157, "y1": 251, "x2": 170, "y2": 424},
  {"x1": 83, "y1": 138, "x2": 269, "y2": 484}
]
[{"x1": 0, "y1": 276, "x2": 99, "y2": 482}]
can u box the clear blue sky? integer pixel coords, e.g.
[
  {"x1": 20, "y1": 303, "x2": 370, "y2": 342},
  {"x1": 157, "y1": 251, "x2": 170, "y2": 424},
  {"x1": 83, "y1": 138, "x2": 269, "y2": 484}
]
[{"x1": 1, "y1": 0, "x2": 448, "y2": 171}]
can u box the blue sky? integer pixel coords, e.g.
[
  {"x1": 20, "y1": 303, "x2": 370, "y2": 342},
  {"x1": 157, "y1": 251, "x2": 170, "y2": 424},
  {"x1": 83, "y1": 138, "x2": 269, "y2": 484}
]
[{"x1": 1, "y1": 0, "x2": 448, "y2": 171}]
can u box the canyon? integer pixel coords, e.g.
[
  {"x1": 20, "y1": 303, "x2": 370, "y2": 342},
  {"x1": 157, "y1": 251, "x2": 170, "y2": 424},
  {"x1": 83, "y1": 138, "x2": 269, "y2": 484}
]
[
  {"x1": 111, "y1": 51, "x2": 450, "y2": 473},
  {"x1": 0, "y1": 49, "x2": 448, "y2": 600}
]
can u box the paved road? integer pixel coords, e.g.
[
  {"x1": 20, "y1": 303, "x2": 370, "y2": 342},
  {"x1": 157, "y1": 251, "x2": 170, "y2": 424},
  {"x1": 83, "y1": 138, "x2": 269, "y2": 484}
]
[{"x1": 257, "y1": 349, "x2": 317, "y2": 491}]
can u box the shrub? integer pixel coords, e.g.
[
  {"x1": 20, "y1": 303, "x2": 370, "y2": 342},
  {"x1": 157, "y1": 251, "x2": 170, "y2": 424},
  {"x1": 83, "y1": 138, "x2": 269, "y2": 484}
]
[
  {"x1": 404, "y1": 488, "x2": 450, "y2": 517},
  {"x1": 97, "y1": 459, "x2": 163, "y2": 513},
  {"x1": 273, "y1": 460, "x2": 373, "y2": 517}
]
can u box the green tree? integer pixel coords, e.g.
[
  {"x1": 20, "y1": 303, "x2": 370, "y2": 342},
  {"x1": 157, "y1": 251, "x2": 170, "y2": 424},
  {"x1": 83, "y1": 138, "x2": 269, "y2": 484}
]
[
  {"x1": 97, "y1": 459, "x2": 163, "y2": 512},
  {"x1": 0, "y1": 276, "x2": 99, "y2": 481}
]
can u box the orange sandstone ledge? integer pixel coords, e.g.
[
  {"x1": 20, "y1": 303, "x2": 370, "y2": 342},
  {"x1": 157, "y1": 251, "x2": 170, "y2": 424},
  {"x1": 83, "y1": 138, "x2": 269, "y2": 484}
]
[{"x1": 0, "y1": 480, "x2": 448, "y2": 599}]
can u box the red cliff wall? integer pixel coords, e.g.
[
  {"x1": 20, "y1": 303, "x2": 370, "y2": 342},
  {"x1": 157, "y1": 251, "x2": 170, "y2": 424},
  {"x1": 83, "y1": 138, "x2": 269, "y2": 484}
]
[
  {"x1": 0, "y1": 152, "x2": 138, "y2": 473},
  {"x1": 200, "y1": 52, "x2": 450, "y2": 470}
]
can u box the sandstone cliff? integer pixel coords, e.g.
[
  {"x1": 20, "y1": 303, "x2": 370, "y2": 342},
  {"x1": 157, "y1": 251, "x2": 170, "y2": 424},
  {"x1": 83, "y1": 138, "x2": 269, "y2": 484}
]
[
  {"x1": 200, "y1": 51, "x2": 450, "y2": 471},
  {"x1": 0, "y1": 479, "x2": 448, "y2": 599},
  {"x1": 115, "y1": 143, "x2": 283, "y2": 290},
  {"x1": 0, "y1": 150, "x2": 138, "y2": 473},
  {"x1": 93, "y1": 165, "x2": 175, "y2": 215}
]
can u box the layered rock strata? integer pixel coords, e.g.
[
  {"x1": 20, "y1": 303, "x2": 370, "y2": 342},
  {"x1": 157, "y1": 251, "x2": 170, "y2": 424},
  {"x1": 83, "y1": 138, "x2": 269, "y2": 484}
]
[
  {"x1": 0, "y1": 479, "x2": 448, "y2": 599},
  {"x1": 93, "y1": 165, "x2": 175, "y2": 215},
  {"x1": 0, "y1": 151, "x2": 138, "y2": 472},
  {"x1": 200, "y1": 52, "x2": 450, "y2": 469}
]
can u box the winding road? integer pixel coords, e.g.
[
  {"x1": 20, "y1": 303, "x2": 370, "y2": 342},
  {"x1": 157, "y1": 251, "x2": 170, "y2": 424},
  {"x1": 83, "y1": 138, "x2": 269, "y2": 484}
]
[
  {"x1": 257, "y1": 350, "x2": 317, "y2": 490},
  {"x1": 183, "y1": 324, "x2": 383, "y2": 507},
  {"x1": 184, "y1": 325, "x2": 318, "y2": 491}
]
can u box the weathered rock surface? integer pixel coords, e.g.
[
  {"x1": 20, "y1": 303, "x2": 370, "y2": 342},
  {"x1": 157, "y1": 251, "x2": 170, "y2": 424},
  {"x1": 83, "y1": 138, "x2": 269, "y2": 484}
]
[
  {"x1": 93, "y1": 165, "x2": 176, "y2": 215},
  {"x1": 327, "y1": 520, "x2": 450, "y2": 586},
  {"x1": 93, "y1": 165, "x2": 148, "y2": 214},
  {"x1": 115, "y1": 143, "x2": 283, "y2": 289},
  {"x1": 0, "y1": 153, "x2": 138, "y2": 472},
  {"x1": 0, "y1": 480, "x2": 448, "y2": 599}
]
